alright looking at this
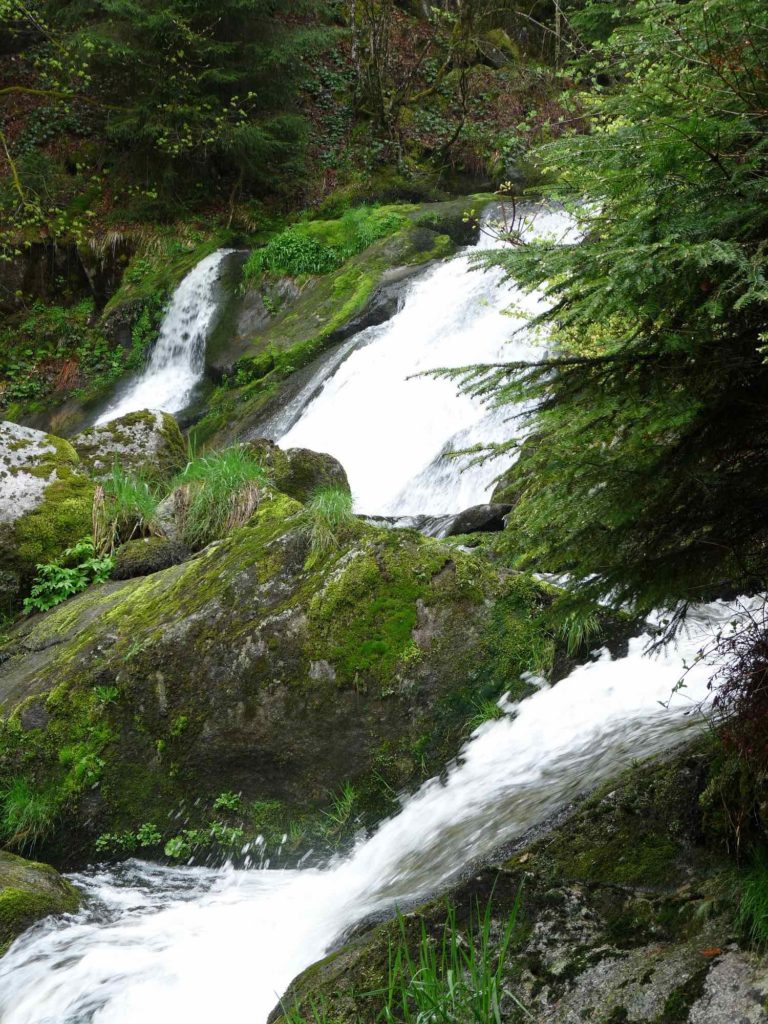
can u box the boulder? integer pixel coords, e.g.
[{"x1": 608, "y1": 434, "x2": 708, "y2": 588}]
[
  {"x1": 421, "y1": 503, "x2": 513, "y2": 539},
  {"x1": 0, "y1": 422, "x2": 94, "y2": 610},
  {"x1": 247, "y1": 439, "x2": 350, "y2": 503},
  {"x1": 71, "y1": 409, "x2": 186, "y2": 482},
  {"x1": 0, "y1": 494, "x2": 554, "y2": 865},
  {"x1": 0, "y1": 851, "x2": 80, "y2": 955},
  {"x1": 112, "y1": 536, "x2": 190, "y2": 580}
]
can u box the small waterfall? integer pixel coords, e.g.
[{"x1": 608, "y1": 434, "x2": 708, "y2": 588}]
[
  {"x1": 0, "y1": 596, "x2": 751, "y2": 1024},
  {"x1": 279, "y1": 207, "x2": 577, "y2": 515},
  {"x1": 95, "y1": 249, "x2": 234, "y2": 426}
]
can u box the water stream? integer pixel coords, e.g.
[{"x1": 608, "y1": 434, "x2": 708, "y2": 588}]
[
  {"x1": 0, "y1": 597, "x2": 749, "y2": 1024},
  {"x1": 94, "y1": 249, "x2": 234, "y2": 426},
  {"x1": 279, "y1": 207, "x2": 577, "y2": 515}
]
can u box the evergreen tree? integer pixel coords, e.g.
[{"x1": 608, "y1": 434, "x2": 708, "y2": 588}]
[{"x1": 459, "y1": 0, "x2": 768, "y2": 617}]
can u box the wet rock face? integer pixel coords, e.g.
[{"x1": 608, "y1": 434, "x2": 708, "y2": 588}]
[
  {"x1": 271, "y1": 748, "x2": 768, "y2": 1024},
  {"x1": 0, "y1": 852, "x2": 79, "y2": 955},
  {"x1": 0, "y1": 421, "x2": 93, "y2": 610},
  {"x1": 0, "y1": 493, "x2": 554, "y2": 864},
  {"x1": 71, "y1": 409, "x2": 186, "y2": 482}
]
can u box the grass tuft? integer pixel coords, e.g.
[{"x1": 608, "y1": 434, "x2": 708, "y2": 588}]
[
  {"x1": 1, "y1": 779, "x2": 60, "y2": 853},
  {"x1": 96, "y1": 466, "x2": 161, "y2": 553},
  {"x1": 738, "y1": 851, "x2": 768, "y2": 948},
  {"x1": 302, "y1": 486, "x2": 356, "y2": 567},
  {"x1": 174, "y1": 445, "x2": 269, "y2": 548}
]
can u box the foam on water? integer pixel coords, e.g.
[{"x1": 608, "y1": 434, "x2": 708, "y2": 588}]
[
  {"x1": 279, "y1": 207, "x2": 577, "y2": 515},
  {"x1": 0, "y1": 596, "x2": 752, "y2": 1024},
  {"x1": 95, "y1": 249, "x2": 233, "y2": 426}
]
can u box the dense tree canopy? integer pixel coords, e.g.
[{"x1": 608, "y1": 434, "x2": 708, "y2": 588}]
[{"x1": 461, "y1": 0, "x2": 768, "y2": 616}]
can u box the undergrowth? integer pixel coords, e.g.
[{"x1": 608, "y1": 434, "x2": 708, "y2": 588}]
[
  {"x1": 738, "y1": 851, "x2": 768, "y2": 949},
  {"x1": 23, "y1": 538, "x2": 114, "y2": 614},
  {"x1": 242, "y1": 205, "x2": 406, "y2": 283}
]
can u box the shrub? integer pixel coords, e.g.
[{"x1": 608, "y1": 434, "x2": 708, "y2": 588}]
[
  {"x1": 302, "y1": 486, "x2": 356, "y2": 566},
  {"x1": 23, "y1": 538, "x2": 114, "y2": 614},
  {"x1": 173, "y1": 445, "x2": 269, "y2": 548}
]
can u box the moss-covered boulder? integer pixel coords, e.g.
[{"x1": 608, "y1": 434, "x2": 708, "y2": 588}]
[
  {"x1": 0, "y1": 422, "x2": 94, "y2": 612},
  {"x1": 0, "y1": 493, "x2": 555, "y2": 865},
  {"x1": 0, "y1": 851, "x2": 79, "y2": 956},
  {"x1": 247, "y1": 439, "x2": 350, "y2": 503},
  {"x1": 71, "y1": 409, "x2": 186, "y2": 482},
  {"x1": 273, "y1": 746, "x2": 768, "y2": 1024},
  {"x1": 112, "y1": 536, "x2": 190, "y2": 580}
]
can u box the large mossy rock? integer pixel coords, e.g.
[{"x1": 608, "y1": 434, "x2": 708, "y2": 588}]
[
  {"x1": 71, "y1": 409, "x2": 186, "y2": 482},
  {"x1": 0, "y1": 422, "x2": 94, "y2": 611},
  {"x1": 0, "y1": 851, "x2": 79, "y2": 955},
  {"x1": 247, "y1": 439, "x2": 350, "y2": 503},
  {"x1": 0, "y1": 493, "x2": 554, "y2": 865},
  {"x1": 273, "y1": 746, "x2": 768, "y2": 1024}
]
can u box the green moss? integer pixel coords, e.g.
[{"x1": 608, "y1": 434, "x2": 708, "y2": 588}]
[{"x1": 0, "y1": 852, "x2": 79, "y2": 954}]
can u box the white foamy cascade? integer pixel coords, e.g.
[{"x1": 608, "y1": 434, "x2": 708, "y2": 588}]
[
  {"x1": 279, "y1": 208, "x2": 577, "y2": 515},
  {"x1": 95, "y1": 249, "x2": 234, "y2": 425},
  {"x1": 0, "y1": 596, "x2": 753, "y2": 1024}
]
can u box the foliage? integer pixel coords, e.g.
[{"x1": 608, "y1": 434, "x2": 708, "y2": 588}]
[
  {"x1": 96, "y1": 467, "x2": 161, "y2": 554},
  {"x1": 455, "y1": 0, "x2": 768, "y2": 618},
  {"x1": 379, "y1": 898, "x2": 525, "y2": 1024},
  {"x1": 23, "y1": 537, "x2": 113, "y2": 614},
  {"x1": 242, "y1": 205, "x2": 407, "y2": 283},
  {"x1": 738, "y1": 851, "x2": 768, "y2": 949},
  {"x1": 173, "y1": 445, "x2": 269, "y2": 548},
  {"x1": 302, "y1": 486, "x2": 357, "y2": 567},
  {"x1": 0, "y1": 779, "x2": 59, "y2": 853},
  {"x1": 0, "y1": 299, "x2": 151, "y2": 415},
  {"x1": 0, "y1": 0, "x2": 335, "y2": 244}
]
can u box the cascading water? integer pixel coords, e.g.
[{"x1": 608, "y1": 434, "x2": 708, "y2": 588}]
[
  {"x1": 279, "y1": 207, "x2": 577, "y2": 515},
  {"x1": 94, "y1": 249, "x2": 234, "y2": 426},
  {"x1": 0, "y1": 597, "x2": 750, "y2": 1024}
]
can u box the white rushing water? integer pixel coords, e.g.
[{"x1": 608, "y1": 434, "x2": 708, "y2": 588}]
[
  {"x1": 95, "y1": 249, "x2": 233, "y2": 426},
  {"x1": 0, "y1": 597, "x2": 751, "y2": 1024},
  {"x1": 279, "y1": 207, "x2": 576, "y2": 515}
]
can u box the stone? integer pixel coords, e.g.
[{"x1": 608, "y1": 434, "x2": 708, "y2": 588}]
[
  {"x1": 71, "y1": 409, "x2": 186, "y2": 482},
  {"x1": 0, "y1": 851, "x2": 80, "y2": 955},
  {"x1": 112, "y1": 536, "x2": 190, "y2": 580},
  {"x1": 0, "y1": 421, "x2": 93, "y2": 610},
  {"x1": 247, "y1": 439, "x2": 350, "y2": 503}
]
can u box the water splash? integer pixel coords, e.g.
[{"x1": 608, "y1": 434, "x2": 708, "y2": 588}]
[
  {"x1": 279, "y1": 208, "x2": 577, "y2": 515},
  {"x1": 95, "y1": 249, "x2": 234, "y2": 426},
  {"x1": 0, "y1": 597, "x2": 750, "y2": 1024}
]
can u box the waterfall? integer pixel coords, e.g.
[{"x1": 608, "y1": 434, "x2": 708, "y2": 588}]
[
  {"x1": 94, "y1": 249, "x2": 234, "y2": 426},
  {"x1": 0, "y1": 596, "x2": 751, "y2": 1024},
  {"x1": 279, "y1": 207, "x2": 577, "y2": 515}
]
